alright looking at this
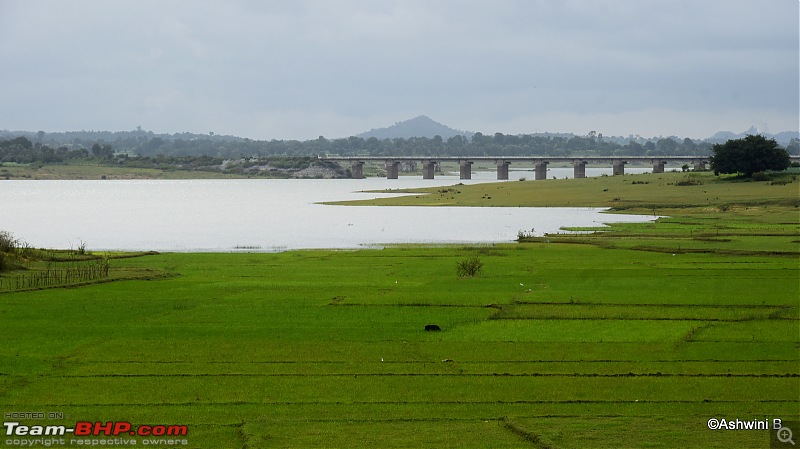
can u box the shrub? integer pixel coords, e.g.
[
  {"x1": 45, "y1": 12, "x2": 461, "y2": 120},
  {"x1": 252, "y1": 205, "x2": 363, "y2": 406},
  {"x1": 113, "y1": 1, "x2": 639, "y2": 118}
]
[
  {"x1": 0, "y1": 230, "x2": 16, "y2": 253},
  {"x1": 770, "y1": 179, "x2": 792, "y2": 186},
  {"x1": 517, "y1": 229, "x2": 536, "y2": 240},
  {"x1": 673, "y1": 176, "x2": 703, "y2": 186},
  {"x1": 457, "y1": 256, "x2": 484, "y2": 278}
]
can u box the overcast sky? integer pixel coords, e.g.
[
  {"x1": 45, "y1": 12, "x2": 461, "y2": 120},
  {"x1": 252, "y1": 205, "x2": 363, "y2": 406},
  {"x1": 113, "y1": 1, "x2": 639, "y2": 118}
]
[{"x1": 1, "y1": 0, "x2": 797, "y2": 140}]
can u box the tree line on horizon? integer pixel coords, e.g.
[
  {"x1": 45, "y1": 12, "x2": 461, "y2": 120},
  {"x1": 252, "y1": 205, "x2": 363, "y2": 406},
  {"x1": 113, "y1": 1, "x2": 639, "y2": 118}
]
[{"x1": 1, "y1": 129, "x2": 798, "y2": 166}]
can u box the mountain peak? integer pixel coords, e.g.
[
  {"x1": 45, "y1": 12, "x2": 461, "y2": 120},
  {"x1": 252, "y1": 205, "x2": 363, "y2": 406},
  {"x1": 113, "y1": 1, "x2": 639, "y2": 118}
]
[
  {"x1": 358, "y1": 116, "x2": 473, "y2": 140},
  {"x1": 710, "y1": 126, "x2": 798, "y2": 144}
]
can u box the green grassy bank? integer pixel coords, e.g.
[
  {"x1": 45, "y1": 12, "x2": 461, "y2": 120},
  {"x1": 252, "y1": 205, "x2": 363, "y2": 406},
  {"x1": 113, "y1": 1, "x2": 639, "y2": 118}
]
[
  {"x1": 0, "y1": 161, "x2": 247, "y2": 180},
  {"x1": 326, "y1": 171, "x2": 799, "y2": 211},
  {"x1": 0, "y1": 171, "x2": 797, "y2": 448}
]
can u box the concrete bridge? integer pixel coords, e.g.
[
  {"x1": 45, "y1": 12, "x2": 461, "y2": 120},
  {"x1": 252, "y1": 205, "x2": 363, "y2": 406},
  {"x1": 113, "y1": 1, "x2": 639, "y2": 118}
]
[{"x1": 321, "y1": 156, "x2": 715, "y2": 180}]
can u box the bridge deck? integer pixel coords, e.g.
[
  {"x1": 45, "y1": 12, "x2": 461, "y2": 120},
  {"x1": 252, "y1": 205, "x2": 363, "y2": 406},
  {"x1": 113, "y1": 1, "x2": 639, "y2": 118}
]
[
  {"x1": 321, "y1": 155, "x2": 799, "y2": 180},
  {"x1": 321, "y1": 155, "x2": 712, "y2": 162}
]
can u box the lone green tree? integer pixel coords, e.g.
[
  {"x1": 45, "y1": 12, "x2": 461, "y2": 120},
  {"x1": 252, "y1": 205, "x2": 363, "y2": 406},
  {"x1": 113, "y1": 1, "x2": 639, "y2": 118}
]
[
  {"x1": 456, "y1": 256, "x2": 484, "y2": 278},
  {"x1": 709, "y1": 135, "x2": 790, "y2": 177}
]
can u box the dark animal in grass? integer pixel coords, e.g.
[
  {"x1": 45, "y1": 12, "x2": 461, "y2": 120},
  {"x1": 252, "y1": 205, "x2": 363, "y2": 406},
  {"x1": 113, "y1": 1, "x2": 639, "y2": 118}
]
[{"x1": 424, "y1": 324, "x2": 441, "y2": 331}]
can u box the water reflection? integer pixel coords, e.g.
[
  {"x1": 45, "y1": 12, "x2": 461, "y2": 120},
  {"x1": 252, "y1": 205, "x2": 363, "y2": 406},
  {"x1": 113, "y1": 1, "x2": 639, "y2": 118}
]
[{"x1": 0, "y1": 171, "x2": 657, "y2": 251}]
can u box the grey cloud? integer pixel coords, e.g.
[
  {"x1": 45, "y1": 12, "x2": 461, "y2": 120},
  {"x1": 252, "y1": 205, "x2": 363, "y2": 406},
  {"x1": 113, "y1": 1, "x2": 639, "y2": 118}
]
[{"x1": 0, "y1": 0, "x2": 796, "y2": 139}]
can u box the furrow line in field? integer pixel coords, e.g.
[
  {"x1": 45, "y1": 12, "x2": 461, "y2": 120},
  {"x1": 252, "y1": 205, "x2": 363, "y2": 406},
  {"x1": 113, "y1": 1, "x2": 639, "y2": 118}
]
[
  {"x1": 489, "y1": 317, "x2": 797, "y2": 321},
  {"x1": 45, "y1": 373, "x2": 800, "y2": 378},
  {"x1": 509, "y1": 302, "x2": 793, "y2": 309},
  {"x1": 329, "y1": 302, "x2": 794, "y2": 309},
  {"x1": 501, "y1": 418, "x2": 552, "y2": 449},
  {"x1": 5, "y1": 399, "x2": 796, "y2": 407},
  {"x1": 74, "y1": 359, "x2": 800, "y2": 364}
]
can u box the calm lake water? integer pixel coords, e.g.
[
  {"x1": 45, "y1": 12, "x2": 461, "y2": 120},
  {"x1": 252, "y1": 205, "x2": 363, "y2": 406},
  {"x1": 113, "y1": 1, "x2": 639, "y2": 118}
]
[{"x1": 0, "y1": 168, "x2": 657, "y2": 251}]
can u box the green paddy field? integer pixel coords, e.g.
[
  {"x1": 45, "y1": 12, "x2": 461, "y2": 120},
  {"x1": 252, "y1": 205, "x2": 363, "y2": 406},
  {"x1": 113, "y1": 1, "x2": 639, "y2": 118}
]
[{"x1": 1, "y1": 171, "x2": 798, "y2": 448}]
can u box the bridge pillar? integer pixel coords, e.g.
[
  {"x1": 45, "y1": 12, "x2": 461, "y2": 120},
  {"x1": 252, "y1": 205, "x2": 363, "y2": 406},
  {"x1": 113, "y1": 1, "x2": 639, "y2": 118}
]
[
  {"x1": 652, "y1": 160, "x2": 666, "y2": 173},
  {"x1": 385, "y1": 160, "x2": 400, "y2": 179},
  {"x1": 612, "y1": 160, "x2": 627, "y2": 175},
  {"x1": 459, "y1": 160, "x2": 473, "y2": 180},
  {"x1": 573, "y1": 160, "x2": 587, "y2": 179},
  {"x1": 534, "y1": 161, "x2": 549, "y2": 180},
  {"x1": 422, "y1": 161, "x2": 436, "y2": 179},
  {"x1": 496, "y1": 160, "x2": 510, "y2": 180},
  {"x1": 350, "y1": 161, "x2": 364, "y2": 179},
  {"x1": 693, "y1": 160, "x2": 707, "y2": 171}
]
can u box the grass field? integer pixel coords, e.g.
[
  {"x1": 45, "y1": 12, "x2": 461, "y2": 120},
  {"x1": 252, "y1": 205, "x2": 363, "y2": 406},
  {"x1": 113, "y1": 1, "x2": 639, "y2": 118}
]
[
  {"x1": 326, "y1": 170, "x2": 799, "y2": 211},
  {"x1": 0, "y1": 171, "x2": 798, "y2": 448}
]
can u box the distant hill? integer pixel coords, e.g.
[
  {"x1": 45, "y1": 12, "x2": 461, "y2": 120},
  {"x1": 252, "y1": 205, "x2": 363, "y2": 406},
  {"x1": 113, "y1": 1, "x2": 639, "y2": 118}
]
[
  {"x1": 358, "y1": 116, "x2": 474, "y2": 140},
  {"x1": 3, "y1": 122, "x2": 797, "y2": 160},
  {"x1": 710, "y1": 126, "x2": 799, "y2": 145}
]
